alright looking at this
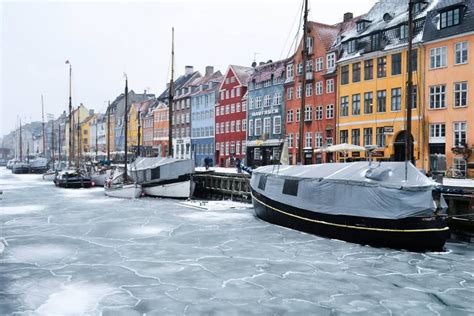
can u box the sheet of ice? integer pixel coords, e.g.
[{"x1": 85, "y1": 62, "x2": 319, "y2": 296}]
[
  {"x1": 0, "y1": 204, "x2": 45, "y2": 215},
  {"x1": 1, "y1": 167, "x2": 474, "y2": 315},
  {"x1": 442, "y1": 178, "x2": 474, "y2": 188}
]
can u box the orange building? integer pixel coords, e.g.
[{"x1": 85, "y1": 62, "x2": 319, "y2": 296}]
[
  {"x1": 153, "y1": 102, "x2": 169, "y2": 157},
  {"x1": 422, "y1": 2, "x2": 474, "y2": 178}
]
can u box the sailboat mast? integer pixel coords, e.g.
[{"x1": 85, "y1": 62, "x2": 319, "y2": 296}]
[
  {"x1": 67, "y1": 61, "x2": 72, "y2": 167},
  {"x1": 77, "y1": 106, "x2": 80, "y2": 168},
  {"x1": 124, "y1": 76, "x2": 129, "y2": 175},
  {"x1": 107, "y1": 101, "x2": 111, "y2": 161},
  {"x1": 58, "y1": 124, "x2": 61, "y2": 164},
  {"x1": 298, "y1": 0, "x2": 309, "y2": 164},
  {"x1": 405, "y1": 0, "x2": 415, "y2": 179},
  {"x1": 51, "y1": 121, "x2": 55, "y2": 162},
  {"x1": 168, "y1": 27, "x2": 174, "y2": 158},
  {"x1": 137, "y1": 109, "x2": 141, "y2": 157},
  {"x1": 19, "y1": 120, "x2": 23, "y2": 161},
  {"x1": 41, "y1": 94, "x2": 46, "y2": 157},
  {"x1": 95, "y1": 116, "x2": 98, "y2": 160}
]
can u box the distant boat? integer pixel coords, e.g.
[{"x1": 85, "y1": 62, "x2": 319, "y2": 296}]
[
  {"x1": 250, "y1": 162, "x2": 449, "y2": 251},
  {"x1": 29, "y1": 156, "x2": 48, "y2": 174},
  {"x1": 54, "y1": 169, "x2": 93, "y2": 188},
  {"x1": 104, "y1": 75, "x2": 141, "y2": 199},
  {"x1": 129, "y1": 157, "x2": 195, "y2": 199},
  {"x1": 12, "y1": 120, "x2": 31, "y2": 174}
]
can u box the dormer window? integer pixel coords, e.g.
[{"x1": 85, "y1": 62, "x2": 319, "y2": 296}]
[
  {"x1": 413, "y1": 2, "x2": 426, "y2": 15},
  {"x1": 347, "y1": 39, "x2": 357, "y2": 54},
  {"x1": 357, "y1": 20, "x2": 370, "y2": 33},
  {"x1": 383, "y1": 13, "x2": 392, "y2": 22},
  {"x1": 399, "y1": 24, "x2": 408, "y2": 40},
  {"x1": 371, "y1": 32, "x2": 381, "y2": 51},
  {"x1": 440, "y1": 7, "x2": 462, "y2": 29}
]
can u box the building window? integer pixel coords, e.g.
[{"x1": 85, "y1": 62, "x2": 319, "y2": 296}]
[
  {"x1": 391, "y1": 53, "x2": 402, "y2": 75},
  {"x1": 440, "y1": 7, "x2": 461, "y2": 29},
  {"x1": 316, "y1": 106, "x2": 323, "y2": 120},
  {"x1": 306, "y1": 36, "x2": 314, "y2": 54},
  {"x1": 429, "y1": 123, "x2": 446, "y2": 143},
  {"x1": 351, "y1": 129, "x2": 360, "y2": 146},
  {"x1": 429, "y1": 85, "x2": 446, "y2": 109},
  {"x1": 296, "y1": 109, "x2": 300, "y2": 122},
  {"x1": 377, "y1": 57, "x2": 386, "y2": 78},
  {"x1": 340, "y1": 96, "x2": 349, "y2": 117},
  {"x1": 316, "y1": 81, "x2": 323, "y2": 95},
  {"x1": 352, "y1": 62, "x2": 361, "y2": 82},
  {"x1": 453, "y1": 157, "x2": 467, "y2": 176},
  {"x1": 347, "y1": 40, "x2": 356, "y2": 54},
  {"x1": 364, "y1": 128, "x2": 372, "y2": 146},
  {"x1": 430, "y1": 47, "x2": 447, "y2": 69},
  {"x1": 371, "y1": 33, "x2": 381, "y2": 51},
  {"x1": 340, "y1": 130, "x2": 348, "y2": 144},
  {"x1": 455, "y1": 42, "x2": 468, "y2": 65},
  {"x1": 236, "y1": 102, "x2": 241, "y2": 112},
  {"x1": 391, "y1": 88, "x2": 402, "y2": 111},
  {"x1": 236, "y1": 87, "x2": 241, "y2": 96},
  {"x1": 254, "y1": 118, "x2": 262, "y2": 136},
  {"x1": 256, "y1": 96, "x2": 262, "y2": 108},
  {"x1": 352, "y1": 94, "x2": 361, "y2": 115},
  {"x1": 341, "y1": 65, "x2": 349, "y2": 85},
  {"x1": 453, "y1": 122, "x2": 467, "y2": 146},
  {"x1": 327, "y1": 53, "x2": 336, "y2": 69},
  {"x1": 287, "y1": 133, "x2": 294, "y2": 148},
  {"x1": 315, "y1": 132, "x2": 323, "y2": 148},
  {"x1": 231, "y1": 120, "x2": 235, "y2": 132},
  {"x1": 364, "y1": 92, "x2": 373, "y2": 114},
  {"x1": 286, "y1": 64, "x2": 294, "y2": 80},
  {"x1": 411, "y1": 85, "x2": 418, "y2": 109},
  {"x1": 376, "y1": 127, "x2": 385, "y2": 147},
  {"x1": 377, "y1": 90, "x2": 386, "y2": 112},
  {"x1": 400, "y1": 24, "x2": 408, "y2": 39},
  {"x1": 297, "y1": 85, "x2": 302, "y2": 99},
  {"x1": 287, "y1": 110, "x2": 294, "y2": 123},
  {"x1": 264, "y1": 95, "x2": 271, "y2": 107},
  {"x1": 306, "y1": 83, "x2": 313, "y2": 97},
  {"x1": 231, "y1": 103, "x2": 235, "y2": 113},
  {"x1": 263, "y1": 117, "x2": 271, "y2": 135},
  {"x1": 454, "y1": 82, "x2": 468, "y2": 107},
  {"x1": 326, "y1": 79, "x2": 334, "y2": 93},
  {"x1": 225, "y1": 121, "x2": 229, "y2": 133},
  {"x1": 306, "y1": 60, "x2": 313, "y2": 72},
  {"x1": 236, "y1": 141, "x2": 240, "y2": 155},
  {"x1": 364, "y1": 59, "x2": 373, "y2": 80},
  {"x1": 304, "y1": 106, "x2": 312, "y2": 121},
  {"x1": 287, "y1": 87, "x2": 293, "y2": 100},
  {"x1": 408, "y1": 49, "x2": 418, "y2": 72},
  {"x1": 326, "y1": 104, "x2": 334, "y2": 119},
  {"x1": 274, "y1": 92, "x2": 282, "y2": 105},
  {"x1": 316, "y1": 57, "x2": 324, "y2": 71},
  {"x1": 305, "y1": 132, "x2": 312, "y2": 148},
  {"x1": 297, "y1": 63, "x2": 303, "y2": 74},
  {"x1": 273, "y1": 116, "x2": 281, "y2": 134}
]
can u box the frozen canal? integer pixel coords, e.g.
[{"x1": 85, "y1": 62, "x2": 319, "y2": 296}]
[{"x1": 1, "y1": 168, "x2": 474, "y2": 315}]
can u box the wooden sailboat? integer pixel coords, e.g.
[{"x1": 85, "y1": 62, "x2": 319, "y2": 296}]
[
  {"x1": 54, "y1": 61, "x2": 93, "y2": 188},
  {"x1": 30, "y1": 95, "x2": 48, "y2": 174},
  {"x1": 249, "y1": 0, "x2": 449, "y2": 252},
  {"x1": 104, "y1": 75, "x2": 141, "y2": 198}
]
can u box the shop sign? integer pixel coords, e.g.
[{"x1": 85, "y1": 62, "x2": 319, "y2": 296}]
[
  {"x1": 384, "y1": 126, "x2": 394, "y2": 134},
  {"x1": 250, "y1": 108, "x2": 279, "y2": 117},
  {"x1": 371, "y1": 150, "x2": 384, "y2": 157}
]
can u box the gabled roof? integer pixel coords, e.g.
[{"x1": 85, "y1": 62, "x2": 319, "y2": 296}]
[
  {"x1": 219, "y1": 65, "x2": 253, "y2": 91},
  {"x1": 308, "y1": 21, "x2": 341, "y2": 52}
]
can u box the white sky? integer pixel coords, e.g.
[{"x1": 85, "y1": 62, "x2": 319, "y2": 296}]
[{"x1": 0, "y1": 0, "x2": 375, "y2": 135}]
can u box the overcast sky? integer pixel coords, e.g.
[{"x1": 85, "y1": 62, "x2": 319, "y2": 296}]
[{"x1": 0, "y1": 0, "x2": 375, "y2": 135}]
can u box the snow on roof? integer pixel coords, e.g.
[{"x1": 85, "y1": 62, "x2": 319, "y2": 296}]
[
  {"x1": 230, "y1": 65, "x2": 254, "y2": 86},
  {"x1": 249, "y1": 58, "x2": 290, "y2": 83}
]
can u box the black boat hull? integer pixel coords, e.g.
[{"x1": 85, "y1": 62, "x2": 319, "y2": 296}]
[
  {"x1": 54, "y1": 177, "x2": 93, "y2": 189},
  {"x1": 251, "y1": 189, "x2": 449, "y2": 252},
  {"x1": 30, "y1": 167, "x2": 48, "y2": 174},
  {"x1": 12, "y1": 167, "x2": 31, "y2": 174}
]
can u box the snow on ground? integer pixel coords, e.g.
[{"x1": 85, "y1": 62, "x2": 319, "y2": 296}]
[
  {"x1": 442, "y1": 178, "x2": 474, "y2": 188},
  {"x1": 1, "y1": 167, "x2": 474, "y2": 315},
  {"x1": 195, "y1": 166, "x2": 239, "y2": 174}
]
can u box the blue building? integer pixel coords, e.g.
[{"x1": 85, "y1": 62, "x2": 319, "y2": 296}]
[
  {"x1": 190, "y1": 66, "x2": 222, "y2": 167},
  {"x1": 246, "y1": 59, "x2": 288, "y2": 167}
]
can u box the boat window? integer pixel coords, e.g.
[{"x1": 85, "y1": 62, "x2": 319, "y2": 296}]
[
  {"x1": 151, "y1": 167, "x2": 160, "y2": 180},
  {"x1": 282, "y1": 179, "x2": 298, "y2": 196},
  {"x1": 258, "y1": 175, "x2": 267, "y2": 190}
]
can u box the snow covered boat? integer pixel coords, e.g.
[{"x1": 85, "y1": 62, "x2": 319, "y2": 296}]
[
  {"x1": 12, "y1": 162, "x2": 31, "y2": 174},
  {"x1": 29, "y1": 157, "x2": 48, "y2": 174},
  {"x1": 90, "y1": 168, "x2": 112, "y2": 187},
  {"x1": 54, "y1": 169, "x2": 93, "y2": 189},
  {"x1": 129, "y1": 157, "x2": 195, "y2": 199},
  {"x1": 104, "y1": 168, "x2": 141, "y2": 199},
  {"x1": 250, "y1": 162, "x2": 449, "y2": 252},
  {"x1": 42, "y1": 171, "x2": 57, "y2": 181}
]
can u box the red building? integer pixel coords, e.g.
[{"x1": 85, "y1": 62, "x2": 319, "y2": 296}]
[
  {"x1": 215, "y1": 65, "x2": 253, "y2": 166},
  {"x1": 142, "y1": 105, "x2": 155, "y2": 156},
  {"x1": 285, "y1": 16, "x2": 356, "y2": 164}
]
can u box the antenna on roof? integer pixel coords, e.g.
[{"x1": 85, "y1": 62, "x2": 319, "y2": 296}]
[{"x1": 253, "y1": 52, "x2": 260, "y2": 63}]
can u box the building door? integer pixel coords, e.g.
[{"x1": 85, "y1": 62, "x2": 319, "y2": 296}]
[{"x1": 393, "y1": 130, "x2": 414, "y2": 162}]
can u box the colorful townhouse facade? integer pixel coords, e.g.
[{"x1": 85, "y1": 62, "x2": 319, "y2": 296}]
[
  {"x1": 285, "y1": 20, "x2": 348, "y2": 165},
  {"x1": 153, "y1": 101, "x2": 170, "y2": 157},
  {"x1": 215, "y1": 65, "x2": 253, "y2": 167},
  {"x1": 142, "y1": 105, "x2": 155, "y2": 157},
  {"x1": 246, "y1": 59, "x2": 287, "y2": 167},
  {"x1": 422, "y1": 0, "x2": 474, "y2": 178},
  {"x1": 127, "y1": 99, "x2": 154, "y2": 156},
  {"x1": 190, "y1": 67, "x2": 222, "y2": 167},
  {"x1": 335, "y1": 1, "x2": 428, "y2": 168}
]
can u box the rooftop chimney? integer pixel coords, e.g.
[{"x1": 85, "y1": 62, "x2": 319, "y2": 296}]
[
  {"x1": 259, "y1": 61, "x2": 265, "y2": 66},
  {"x1": 185, "y1": 65, "x2": 194, "y2": 75},
  {"x1": 343, "y1": 12, "x2": 353, "y2": 22},
  {"x1": 205, "y1": 66, "x2": 214, "y2": 76},
  {"x1": 251, "y1": 61, "x2": 257, "y2": 68}
]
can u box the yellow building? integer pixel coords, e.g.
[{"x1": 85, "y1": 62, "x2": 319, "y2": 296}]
[
  {"x1": 81, "y1": 113, "x2": 96, "y2": 154},
  {"x1": 127, "y1": 101, "x2": 140, "y2": 150},
  {"x1": 64, "y1": 104, "x2": 90, "y2": 161},
  {"x1": 422, "y1": 2, "x2": 474, "y2": 178},
  {"x1": 336, "y1": 2, "x2": 427, "y2": 170}
]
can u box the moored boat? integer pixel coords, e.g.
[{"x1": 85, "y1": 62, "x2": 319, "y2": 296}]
[
  {"x1": 104, "y1": 169, "x2": 141, "y2": 199},
  {"x1": 130, "y1": 157, "x2": 195, "y2": 199},
  {"x1": 12, "y1": 161, "x2": 31, "y2": 174},
  {"x1": 250, "y1": 162, "x2": 449, "y2": 252},
  {"x1": 30, "y1": 156, "x2": 49, "y2": 174},
  {"x1": 54, "y1": 169, "x2": 93, "y2": 188}
]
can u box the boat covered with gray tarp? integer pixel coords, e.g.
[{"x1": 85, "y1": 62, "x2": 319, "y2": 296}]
[{"x1": 250, "y1": 161, "x2": 449, "y2": 251}]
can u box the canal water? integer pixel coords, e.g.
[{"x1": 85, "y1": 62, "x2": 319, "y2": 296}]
[{"x1": 1, "y1": 168, "x2": 473, "y2": 315}]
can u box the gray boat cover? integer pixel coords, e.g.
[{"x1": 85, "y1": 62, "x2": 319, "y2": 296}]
[
  {"x1": 251, "y1": 162, "x2": 438, "y2": 219},
  {"x1": 129, "y1": 157, "x2": 194, "y2": 184}
]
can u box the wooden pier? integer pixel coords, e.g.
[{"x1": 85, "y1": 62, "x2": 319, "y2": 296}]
[{"x1": 193, "y1": 171, "x2": 251, "y2": 203}]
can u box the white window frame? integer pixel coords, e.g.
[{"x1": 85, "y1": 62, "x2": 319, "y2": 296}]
[
  {"x1": 429, "y1": 123, "x2": 446, "y2": 143},
  {"x1": 453, "y1": 121, "x2": 467, "y2": 147},
  {"x1": 255, "y1": 118, "x2": 262, "y2": 136},
  {"x1": 326, "y1": 53, "x2": 336, "y2": 69},
  {"x1": 454, "y1": 81, "x2": 468, "y2": 108},
  {"x1": 316, "y1": 81, "x2": 323, "y2": 95},
  {"x1": 429, "y1": 85, "x2": 447, "y2": 109},
  {"x1": 430, "y1": 46, "x2": 447, "y2": 69},
  {"x1": 454, "y1": 41, "x2": 468, "y2": 65},
  {"x1": 273, "y1": 116, "x2": 281, "y2": 134},
  {"x1": 263, "y1": 117, "x2": 271, "y2": 134},
  {"x1": 326, "y1": 79, "x2": 334, "y2": 93},
  {"x1": 326, "y1": 104, "x2": 334, "y2": 119}
]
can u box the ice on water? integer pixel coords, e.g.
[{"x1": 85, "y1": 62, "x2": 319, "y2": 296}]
[{"x1": 1, "y1": 167, "x2": 474, "y2": 315}]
